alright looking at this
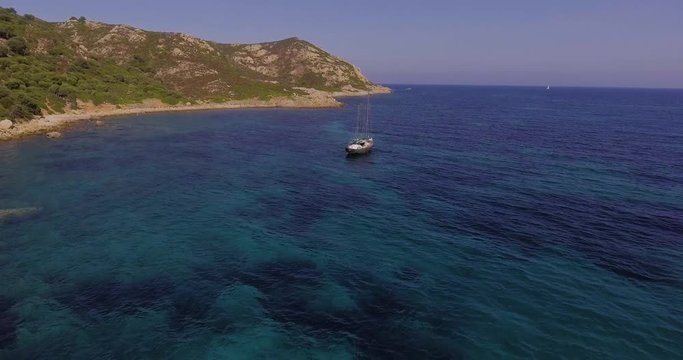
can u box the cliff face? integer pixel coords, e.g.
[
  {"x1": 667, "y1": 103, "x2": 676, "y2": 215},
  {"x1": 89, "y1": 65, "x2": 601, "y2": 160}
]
[
  {"x1": 222, "y1": 38, "x2": 372, "y2": 90},
  {"x1": 0, "y1": 7, "x2": 388, "y2": 121}
]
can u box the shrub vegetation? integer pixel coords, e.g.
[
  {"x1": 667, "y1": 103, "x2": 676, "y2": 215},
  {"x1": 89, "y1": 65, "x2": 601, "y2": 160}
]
[{"x1": 0, "y1": 6, "x2": 374, "y2": 122}]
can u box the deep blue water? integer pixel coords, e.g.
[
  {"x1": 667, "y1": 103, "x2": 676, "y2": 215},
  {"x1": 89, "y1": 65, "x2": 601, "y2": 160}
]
[{"x1": 1, "y1": 86, "x2": 682, "y2": 359}]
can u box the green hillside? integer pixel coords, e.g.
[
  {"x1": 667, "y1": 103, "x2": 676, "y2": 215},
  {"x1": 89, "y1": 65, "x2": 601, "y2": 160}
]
[{"x1": 0, "y1": 7, "x2": 378, "y2": 122}]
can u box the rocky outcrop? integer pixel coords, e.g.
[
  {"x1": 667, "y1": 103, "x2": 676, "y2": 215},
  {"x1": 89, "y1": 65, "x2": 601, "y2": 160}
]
[
  {"x1": 331, "y1": 84, "x2": 393, "y2": 97},
  {"x1": 0, "y1": 207, "x2": 42, "y2": 221},
  {"x1": 224, "y1": 38, "x2": 377, "y2": 90},
  {"x1": 46, "y1": 131, "x2": 62, "y2": 139},
  {"x1": 0, "y1": 120, "x2": 12, "y2": 130}
]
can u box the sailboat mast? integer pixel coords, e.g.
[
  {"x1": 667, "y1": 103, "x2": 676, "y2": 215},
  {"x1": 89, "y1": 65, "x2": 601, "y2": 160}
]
[
  {"x1": 353, "y1": 104, "x2": 361, "y2": 138},
  {"x1": 365, "y1": 92, "x2": 370, "y2": 138}
]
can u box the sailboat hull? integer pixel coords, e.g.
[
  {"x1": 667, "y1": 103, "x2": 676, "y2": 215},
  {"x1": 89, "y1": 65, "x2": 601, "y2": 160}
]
[{"x1": 345, "y1": 139, "x2": 374, "y2": 155}]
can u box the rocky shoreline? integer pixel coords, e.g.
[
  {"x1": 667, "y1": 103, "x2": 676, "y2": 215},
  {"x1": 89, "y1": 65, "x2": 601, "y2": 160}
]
[{"x1": 0, "y1": 86, "x2": 390, "y2": 141}]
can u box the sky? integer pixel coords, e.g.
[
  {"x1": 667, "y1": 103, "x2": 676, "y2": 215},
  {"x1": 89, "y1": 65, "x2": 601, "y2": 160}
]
[{"x1": 4, "y1": 0, "x2": 683, "y2": 88}]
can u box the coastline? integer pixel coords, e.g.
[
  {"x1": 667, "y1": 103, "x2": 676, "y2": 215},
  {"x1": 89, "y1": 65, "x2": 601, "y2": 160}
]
[{"x1": 0, "y1": 85, "x2": 391, "y2": 141}]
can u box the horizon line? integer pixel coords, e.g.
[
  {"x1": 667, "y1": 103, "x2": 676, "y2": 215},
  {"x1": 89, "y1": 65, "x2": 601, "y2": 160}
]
[{"x1": 379, "y1": 83, "x2": 683, "y2": 91}]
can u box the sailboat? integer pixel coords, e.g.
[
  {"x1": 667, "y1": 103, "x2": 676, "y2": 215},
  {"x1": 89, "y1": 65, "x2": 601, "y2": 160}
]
[
  {"x1": 345, "y1": 95, "x2": 374, "y2": 155},
  {"x1": 546, "y1": 85, "x2": 551, "y2": 90}
]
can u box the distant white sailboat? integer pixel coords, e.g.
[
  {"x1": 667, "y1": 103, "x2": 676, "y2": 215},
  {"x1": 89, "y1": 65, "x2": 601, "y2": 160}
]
[{"x1": 546, "y1": 85, "x2": 551, "y2": 90}]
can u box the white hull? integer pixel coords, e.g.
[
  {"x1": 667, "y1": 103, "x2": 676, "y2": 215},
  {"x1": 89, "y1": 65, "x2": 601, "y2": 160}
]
[{"x1": 346, "y1": 138, "x2": 374, "y2": 155}]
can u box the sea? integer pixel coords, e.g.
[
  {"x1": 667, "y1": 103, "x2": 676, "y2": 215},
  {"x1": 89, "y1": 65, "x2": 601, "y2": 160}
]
[{"x1": 1, "y1": 86, "x2": 682, "y2": 359}]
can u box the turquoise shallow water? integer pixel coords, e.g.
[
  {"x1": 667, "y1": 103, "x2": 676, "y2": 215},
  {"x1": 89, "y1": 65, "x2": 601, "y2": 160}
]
[{"x1": 1, "y1": 86, "x2": 683, "y2": 359}]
